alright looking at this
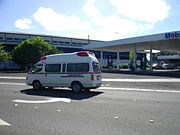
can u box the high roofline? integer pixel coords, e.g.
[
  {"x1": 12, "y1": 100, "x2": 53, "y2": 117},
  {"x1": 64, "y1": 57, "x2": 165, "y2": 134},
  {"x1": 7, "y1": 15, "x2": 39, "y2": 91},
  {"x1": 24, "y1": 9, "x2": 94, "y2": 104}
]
[
  {"x1": 115, "y1": 30, "x2": 180, "y2": 41},
  {"x1": 83, "y1": 30, "x2": 180, "y2": 53},
  {"x1": 85, "y1": 30, "x2": 180, "y2": 47},
  {"x1": 0, "y1": 31, "x2": 103, "y2": 42}
]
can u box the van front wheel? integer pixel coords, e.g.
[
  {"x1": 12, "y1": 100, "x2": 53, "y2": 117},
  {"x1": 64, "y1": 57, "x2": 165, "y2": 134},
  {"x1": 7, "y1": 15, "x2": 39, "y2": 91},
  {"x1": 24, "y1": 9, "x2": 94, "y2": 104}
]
[
  {"x1": 71, "y1": 82, "x2": 82, "y2": 93},
  {"x1": 33, "y1": 81, "x2": 42, "y2": 90}
]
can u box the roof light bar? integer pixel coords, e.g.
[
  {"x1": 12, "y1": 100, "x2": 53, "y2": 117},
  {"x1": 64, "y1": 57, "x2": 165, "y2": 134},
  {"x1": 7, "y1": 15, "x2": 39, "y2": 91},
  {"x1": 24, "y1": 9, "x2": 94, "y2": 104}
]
[
  {"x1": 40, "y1": 56, "x2": 46, "y2": 60},
  {"x1": 76, "y1": 51, "x2": 89, "y2": 56}
]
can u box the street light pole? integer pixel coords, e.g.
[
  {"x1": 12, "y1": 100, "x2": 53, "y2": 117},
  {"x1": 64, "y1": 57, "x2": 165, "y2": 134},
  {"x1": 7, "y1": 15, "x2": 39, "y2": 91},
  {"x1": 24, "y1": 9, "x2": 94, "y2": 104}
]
[{"x1": 88, "y1": 35, "x2": 90, "y2": 44}]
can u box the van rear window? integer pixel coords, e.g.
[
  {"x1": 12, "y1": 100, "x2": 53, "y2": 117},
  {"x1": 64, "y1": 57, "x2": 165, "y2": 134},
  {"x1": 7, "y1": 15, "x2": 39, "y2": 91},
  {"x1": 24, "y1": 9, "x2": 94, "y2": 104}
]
[
  {"x1": 67, "y1": 63, "x2": 89, "y2": 72},
  {"x1": 93, "y1": 62, "x2": 101, "y2": 72}
]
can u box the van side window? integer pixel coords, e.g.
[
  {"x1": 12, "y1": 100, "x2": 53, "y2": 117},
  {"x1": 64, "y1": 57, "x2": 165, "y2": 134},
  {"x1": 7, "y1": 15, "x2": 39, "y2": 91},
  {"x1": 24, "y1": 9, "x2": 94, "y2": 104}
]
[
  {"x1": 30, "y1": 64, "x2": 43, "y2": 73},
  {"x1": 67, "y1": 63, "x2": 89, "y2": 72},
  {"x1": 62, "y1": 64, "x2": 66, "y2": 72},
  {"x1": 45, "y1": 64, "x2": 61, "y2": 72}
]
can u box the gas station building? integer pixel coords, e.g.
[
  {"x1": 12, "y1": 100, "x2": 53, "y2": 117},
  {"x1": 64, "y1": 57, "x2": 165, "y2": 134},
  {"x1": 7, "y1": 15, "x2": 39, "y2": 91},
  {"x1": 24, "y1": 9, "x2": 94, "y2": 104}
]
[{"x1": 83, "y1": 30, "x2": 180, "y2": 70}]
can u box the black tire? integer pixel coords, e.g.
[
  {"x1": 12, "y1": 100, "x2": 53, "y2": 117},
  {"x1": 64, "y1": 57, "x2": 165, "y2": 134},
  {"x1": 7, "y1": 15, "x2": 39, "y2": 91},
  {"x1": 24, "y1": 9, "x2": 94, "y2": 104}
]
[
  {"x1": 84, "y1": 88, "x2": 90, "y2": 92},
  {"x1": 71, "y1": 82, "x2": 82, "y2": 93},
  {"x1": 47, "y1": 87, "x2": 54, "y2": 90},
  {"x1": 33, "y1": 81, "x2": 43, "y2": 90}
]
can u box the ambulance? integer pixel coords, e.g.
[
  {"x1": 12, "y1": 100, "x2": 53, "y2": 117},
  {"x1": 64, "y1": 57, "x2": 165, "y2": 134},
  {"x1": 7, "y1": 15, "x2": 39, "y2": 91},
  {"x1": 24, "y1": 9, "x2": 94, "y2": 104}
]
[{"x1": 26, "y1": 51, "x2": 102, "y2": 92}]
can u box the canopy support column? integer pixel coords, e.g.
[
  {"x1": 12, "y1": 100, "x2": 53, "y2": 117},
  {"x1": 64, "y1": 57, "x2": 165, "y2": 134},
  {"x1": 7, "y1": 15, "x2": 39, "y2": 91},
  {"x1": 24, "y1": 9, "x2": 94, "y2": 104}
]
[
  {"x1": 117, "y1": 51, "x2": 120, "y2": 69},
  {"x1": 150, "y1": 47, "x2": 153, "y2": 71},
  {"x1": 100, "y1": 50, "x2": 103, "y2": 69},
  {"x1": 133, "y1": 48, "x2": 137, "y2": 71}
]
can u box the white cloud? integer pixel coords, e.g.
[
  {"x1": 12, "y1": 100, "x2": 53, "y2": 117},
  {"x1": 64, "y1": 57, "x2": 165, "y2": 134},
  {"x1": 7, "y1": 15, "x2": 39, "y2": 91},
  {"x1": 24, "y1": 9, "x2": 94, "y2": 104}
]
[
  {"x1": 22, "y1": 0, "x2": 170, "y2": 41},
  {"x1": 92, "y1": 15, "x2": 138, "y2": 40},
  {"x1": 83, "y1": 0, "x2": 100, "y2": 17},
  {"x1": 110, "y1": 0, "x2": 170, "y2": 23},
  {"x1": 33, "y1": 7, "x2": 90, "y2": 31},
  {"x1": 65, "y1": 16, "x2": 138, "y2": 41},
  {"x1": 82, "y1": 0, "x2": 139, "y2": 40},
  {"x1": 81, "y1": 0, "x2": 170, "y2": 41},
  {"x1": 14, "y1": 18, "x2": 32, "y2": 29}
]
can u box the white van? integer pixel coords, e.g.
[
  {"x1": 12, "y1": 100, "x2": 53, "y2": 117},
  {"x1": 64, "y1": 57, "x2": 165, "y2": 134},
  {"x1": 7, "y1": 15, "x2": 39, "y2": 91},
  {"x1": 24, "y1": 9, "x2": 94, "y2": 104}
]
[{"x1": 26, "y1": 51, "x2": 102, "y2": 92}]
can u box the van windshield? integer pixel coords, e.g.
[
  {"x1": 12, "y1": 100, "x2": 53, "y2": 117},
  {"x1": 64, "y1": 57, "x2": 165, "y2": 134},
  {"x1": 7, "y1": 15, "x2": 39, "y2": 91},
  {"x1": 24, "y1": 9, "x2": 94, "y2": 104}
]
[
  {"x1": 29, "y1": 64, "x2": 43, "y2": 73},
  {"x1": 93, "y1": 62, "x2": 101, "y2": 72}
]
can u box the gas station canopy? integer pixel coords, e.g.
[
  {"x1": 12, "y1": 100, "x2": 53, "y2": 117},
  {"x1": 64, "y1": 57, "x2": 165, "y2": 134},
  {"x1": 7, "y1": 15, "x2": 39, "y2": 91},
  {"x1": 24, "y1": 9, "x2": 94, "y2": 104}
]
[{"x1": 83, "y1": 30, "x2": 180, "y2": 53}]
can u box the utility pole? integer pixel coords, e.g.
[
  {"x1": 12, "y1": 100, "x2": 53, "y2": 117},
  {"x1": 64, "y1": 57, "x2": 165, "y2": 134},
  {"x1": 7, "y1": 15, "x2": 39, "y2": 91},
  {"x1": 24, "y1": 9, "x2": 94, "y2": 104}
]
[{"x1": 88, "y1": 35, "x2": 90, "y2": 44}]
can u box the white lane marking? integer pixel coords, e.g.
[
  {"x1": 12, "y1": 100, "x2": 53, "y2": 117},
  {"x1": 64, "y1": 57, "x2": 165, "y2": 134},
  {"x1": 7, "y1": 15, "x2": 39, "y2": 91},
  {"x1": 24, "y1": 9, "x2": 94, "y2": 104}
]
[
  {"x1": 102, "y1": 78, "x2": 180, "y2": 82},
  {"x1": 12, "y1": 97, "x2": 71, "y2": 104},
  {"x1": 0, "y1": 119, "x2": 11, "y2": 126},
  {"x1": 0, "y1": 82, "x2": 26, "y2": 86},
  {"x1": 99, "y1": 87, "x2": 180, "y2": 93},
  {"x1": 0, "y1": 76, "x2": 25, "y2": 79},
  {"x1": 0, "y1": 82, "x2": 179, "y2": 94},
  {"x1": 1, "y1": 76, "x2": 180, "y2": 82}
]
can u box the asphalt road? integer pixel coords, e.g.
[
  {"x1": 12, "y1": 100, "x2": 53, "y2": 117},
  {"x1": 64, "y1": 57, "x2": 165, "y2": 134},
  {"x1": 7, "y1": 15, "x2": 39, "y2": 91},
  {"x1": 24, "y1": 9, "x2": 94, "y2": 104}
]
[{"x1": 0, "y1": 71, "x2": 180, "y2": 135}]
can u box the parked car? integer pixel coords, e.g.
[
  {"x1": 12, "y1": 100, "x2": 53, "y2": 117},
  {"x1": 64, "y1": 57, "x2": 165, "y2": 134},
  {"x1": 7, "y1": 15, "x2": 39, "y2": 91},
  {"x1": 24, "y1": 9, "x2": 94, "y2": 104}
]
[{"x1": 161, "y1": 63, "x2": 177, "y2": 69}]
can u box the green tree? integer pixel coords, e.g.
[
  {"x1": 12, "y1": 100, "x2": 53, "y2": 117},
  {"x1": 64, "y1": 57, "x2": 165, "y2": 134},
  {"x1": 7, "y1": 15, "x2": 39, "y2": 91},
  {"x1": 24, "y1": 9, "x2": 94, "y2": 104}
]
[
  {"x1": 12, "y1": 37, "x2": 61, "y2": 67},
  {"x1": 0, "y1": 44, "x2": 11, "y2": 63},
  {"x1": 129, "y1": 51, "x2": 134, "y2": 63}
]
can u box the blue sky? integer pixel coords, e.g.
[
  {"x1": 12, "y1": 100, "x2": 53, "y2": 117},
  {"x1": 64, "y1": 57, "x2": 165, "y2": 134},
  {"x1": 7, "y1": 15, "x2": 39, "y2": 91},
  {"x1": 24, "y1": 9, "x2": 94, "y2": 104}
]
[{"x1": 1, "y1": 0, "x2": 180, "y2": 41}]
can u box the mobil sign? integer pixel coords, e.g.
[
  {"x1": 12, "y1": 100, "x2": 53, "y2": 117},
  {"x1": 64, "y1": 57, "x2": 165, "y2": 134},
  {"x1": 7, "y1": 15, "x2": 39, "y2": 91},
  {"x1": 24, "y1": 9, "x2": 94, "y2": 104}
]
[{"x1": 165, "y1": 31, "x2": 180, "y2": 39}]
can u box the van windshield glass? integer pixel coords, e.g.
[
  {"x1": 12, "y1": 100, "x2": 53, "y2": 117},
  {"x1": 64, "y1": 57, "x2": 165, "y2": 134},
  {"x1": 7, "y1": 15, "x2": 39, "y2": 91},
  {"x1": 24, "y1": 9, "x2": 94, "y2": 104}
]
[
  {"x1": 93, "y1": 62, "x2": 101, "y2": 72},
  {"x1": 30, "y1": 64, "x2": 43, "y2": 73}
]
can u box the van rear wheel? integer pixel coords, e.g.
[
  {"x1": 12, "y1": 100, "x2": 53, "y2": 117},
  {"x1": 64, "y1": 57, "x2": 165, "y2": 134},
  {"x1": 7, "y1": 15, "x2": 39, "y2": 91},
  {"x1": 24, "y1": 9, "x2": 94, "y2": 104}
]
[
  {"x1": 84, "y1": 88, "x2": 90, "y2": 92},
  {"x1": 47, "y1": 87, "x2": 54, "y2": 90},
  {"x1": 71, "y1": 82, "x2": 82, "y2": 93},
  {"x1": 33, "y1": 81, "x2": 43, "y2": 90}
]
